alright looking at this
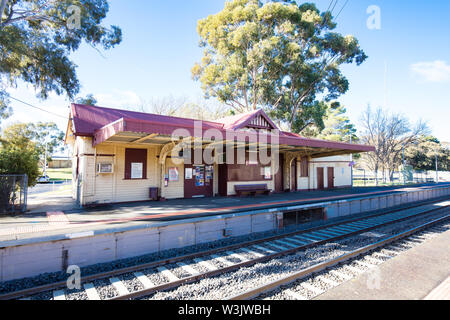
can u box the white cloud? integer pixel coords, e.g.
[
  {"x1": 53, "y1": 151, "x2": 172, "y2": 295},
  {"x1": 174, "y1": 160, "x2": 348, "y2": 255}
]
[{"x1": 410, "y1": 60, "x2": 450, "y2": 83}]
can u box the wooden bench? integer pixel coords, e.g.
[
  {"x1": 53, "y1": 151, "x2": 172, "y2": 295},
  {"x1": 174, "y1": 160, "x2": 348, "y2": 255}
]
[{"x1": 235, "y1": 184, "x2": 271, "y2": 197}]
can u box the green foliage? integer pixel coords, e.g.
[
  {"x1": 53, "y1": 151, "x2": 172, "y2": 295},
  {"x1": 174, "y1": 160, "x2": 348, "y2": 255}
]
[
  {"x1": 0, "y1": 123, "x2": 42, "y2": 186},
  {"x1": 405, "y1": 136, "x2": 449, "y2": 171},
  {"x1": 302, "y1": 102, "x2": 358, "y2": 142},
  {"x1": 76, "y1": 93, "x2": 97, "y2": 105},
  {"x1": 0, "y1": 146, "x2": 40, "y2": 187},
  {"x1": 2, "y1": 122, "x2": 65, "y2": 162},
  {"x1": 0, "y1": 90, "x2": 12, "y2": 123},
  {"x1": 0, "y1": 0, "x2": 122, "y2": 111},
  {"x1": 193, "y1": 0, "x2": 366, "y2": 132},
  {"x1": 0, "y1": 121, "x2": 65, "y2": 186}
]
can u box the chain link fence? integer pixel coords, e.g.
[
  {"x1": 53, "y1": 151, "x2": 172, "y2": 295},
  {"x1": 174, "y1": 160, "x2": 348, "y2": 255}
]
[
  {"x1": 354, "y1": 169, "x2": 449, "y2": 187},
  {"x1": 0, "y1": 175, "x2": 28, "y2": 214}
]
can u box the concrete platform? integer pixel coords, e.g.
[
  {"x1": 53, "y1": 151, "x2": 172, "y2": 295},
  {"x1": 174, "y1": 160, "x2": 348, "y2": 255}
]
[
  {"x1": 0, "y1": 183, "x2": 448, "y2": 282},
  {"x1": 0, "y1": 183, "x2": 449, "y2": 245},
  {"x1": 315, "y1": 227, "x2": 450, "y2": 300}
]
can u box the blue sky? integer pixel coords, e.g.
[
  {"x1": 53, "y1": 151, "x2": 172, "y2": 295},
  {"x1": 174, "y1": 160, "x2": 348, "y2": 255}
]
[{"x1": 5, "y1": 0, "x2": 450, "y2": 143}]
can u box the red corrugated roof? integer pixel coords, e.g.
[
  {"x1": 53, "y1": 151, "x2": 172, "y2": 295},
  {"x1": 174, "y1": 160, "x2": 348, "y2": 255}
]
[
  {"x1": 215, "y1": 109, "x2": 279, "y2": 131},
  {"x1": 70, "y1": 103, "x2": 375, "y2": 153},
  {"x1": 71, "y1": 104, "x2": 224, "y2": 136}
]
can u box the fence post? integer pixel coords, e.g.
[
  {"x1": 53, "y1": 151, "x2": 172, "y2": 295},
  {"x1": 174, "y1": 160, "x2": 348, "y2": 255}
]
[{"x1": 23, "y1": 174, "x2": 28, "y2": 213}]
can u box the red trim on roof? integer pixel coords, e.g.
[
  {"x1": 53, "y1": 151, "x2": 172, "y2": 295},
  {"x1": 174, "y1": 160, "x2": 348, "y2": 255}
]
[
  {"x1": 71, "y1": 104, "x2": 375, "y2": 153},
  {"x1": 216, "y1": 109, "x2": 279, "y2": 131}
]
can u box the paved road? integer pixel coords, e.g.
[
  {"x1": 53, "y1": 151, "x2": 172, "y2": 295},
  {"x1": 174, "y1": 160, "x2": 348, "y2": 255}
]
[
  {"x1": 28, "y1": 181, "x2": 70, "y2": 195},
  {"x1": 27, "y1": 181, "x2": 78, "y2": 213}
]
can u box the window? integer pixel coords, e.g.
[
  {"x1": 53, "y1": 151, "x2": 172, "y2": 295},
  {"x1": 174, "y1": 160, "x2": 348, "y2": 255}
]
[
  {"x1": 125, "y1": 148, "x2": 147, "y2": 180},
  {"x1": 300, "y1": 158, "x2": 309, "y2": 177}
]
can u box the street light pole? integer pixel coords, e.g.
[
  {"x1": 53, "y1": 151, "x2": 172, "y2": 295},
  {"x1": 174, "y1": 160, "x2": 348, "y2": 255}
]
[
  {"x1": 44, "y1": 142, "x2": 48, "y2": 177},
  {"x1": 350, "y1": 135, "x2": 353, "y2": 188},
  {"x1": 402, "y1": 144, "x2": 406, "y2": 184},
  {"x1": 435, "y1": 150, "x2": 439, "y2": 183}
]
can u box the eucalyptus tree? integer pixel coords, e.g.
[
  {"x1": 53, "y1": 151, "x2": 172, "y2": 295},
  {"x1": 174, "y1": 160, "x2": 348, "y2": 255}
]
[
  {"x1": 192, "y1": 0, "x2": 366, "y2": 132},
  {"x1": 0, "y1": 0, "x2": 122, "y2": 119}
]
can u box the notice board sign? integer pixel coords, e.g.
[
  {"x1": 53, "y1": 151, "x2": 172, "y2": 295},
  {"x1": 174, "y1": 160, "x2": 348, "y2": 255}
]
[
  {"x1": 168, "y1": 167, "x2": 179, "y2": 182},
  {"x1": 131, "y1": 162, "x2": 143, "y2": 179},
  {"x1": 185, "y1": 168, "x2": 193, "y2": 180}
]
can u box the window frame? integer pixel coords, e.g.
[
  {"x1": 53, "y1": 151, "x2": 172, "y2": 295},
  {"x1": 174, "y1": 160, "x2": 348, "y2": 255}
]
[{"x1": 124, "y1": 148, "x2": 148, "y2": 180}]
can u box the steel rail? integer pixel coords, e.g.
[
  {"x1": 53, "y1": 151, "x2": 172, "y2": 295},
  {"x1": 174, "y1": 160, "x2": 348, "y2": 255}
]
[
  {"x1": 108, "y1": 204, "x2": 449, "y2": 300},
  {"x1": 0, "y1": 198, "x2": 447, "y2": 300},
  {"x1": 227, "y1": 214, "x2": 450, "y2": 300}
]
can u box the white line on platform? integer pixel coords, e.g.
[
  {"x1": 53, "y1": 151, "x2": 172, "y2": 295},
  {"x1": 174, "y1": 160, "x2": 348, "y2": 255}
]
[
  {"x1": 134, "y1": 272, "x2": 155, "y2": 289},
  {"x1": 83, "y1": 283, "x2": 101, "y2": 300},
  {"x1": 65, "y1": 231, "x2": 95, "y2": 239},
  {"x1": 194, "y1": 258, "x2": 218, "y2": 271},
  {"x1": 176, "y1": 262, "x2": 200, "y2": 276},
  {"x1": 157, "y1": 266, "x2": 180, "y2": 282},
  {"x1": 109, "y1": 277, "x2": 130, "y2": 296},
  {"x1": 53, "y1": 290, "x2": 66, "y2": 300}
]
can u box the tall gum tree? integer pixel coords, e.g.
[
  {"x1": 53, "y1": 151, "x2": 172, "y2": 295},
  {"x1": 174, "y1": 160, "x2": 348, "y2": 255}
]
[
  {"x1": 192, "y1": 0, "x2": 366, "y2": 132},
  {"x1": 0, "y1": 0, "x2": 122, "y2": 119}
]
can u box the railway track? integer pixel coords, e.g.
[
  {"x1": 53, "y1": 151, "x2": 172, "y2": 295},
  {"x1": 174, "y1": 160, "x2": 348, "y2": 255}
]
[
  {"x1": 1, "y1": 199, "x2": 449, "y2": 300},
  {"x1": 228, "y1": 214, "x2": 450, "y2": 300}
]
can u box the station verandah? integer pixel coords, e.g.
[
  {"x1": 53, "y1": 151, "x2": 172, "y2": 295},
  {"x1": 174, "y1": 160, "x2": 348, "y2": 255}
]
[{"x1": 66, "y1": 104, "x2": 375, "y2": 206}]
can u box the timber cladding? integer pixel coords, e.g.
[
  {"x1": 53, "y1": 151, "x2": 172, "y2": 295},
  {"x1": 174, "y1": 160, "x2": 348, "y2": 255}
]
[{"x1": 226, "y1": 150, "x2": 273, "y2": 182}]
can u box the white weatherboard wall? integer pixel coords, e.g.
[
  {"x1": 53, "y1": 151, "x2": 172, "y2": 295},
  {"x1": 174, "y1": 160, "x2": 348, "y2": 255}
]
[
  {"x1": 226, "y1": 158, "x2": 277, "y2": 196},
  {"x1": 0, "y1": 185, "x2": 449, "y2": 282},
  {"x1": 74, "y1": 138, "x2": 176, "y2": 205},
  {"x1": 309, "y1": 155, "x2": 352, "y2": 189}
]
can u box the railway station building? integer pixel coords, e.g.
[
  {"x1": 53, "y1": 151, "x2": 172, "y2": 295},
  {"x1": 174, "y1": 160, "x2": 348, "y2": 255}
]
[{"x1": 65, "y1": 104, "x2": 375, "y2": 206}]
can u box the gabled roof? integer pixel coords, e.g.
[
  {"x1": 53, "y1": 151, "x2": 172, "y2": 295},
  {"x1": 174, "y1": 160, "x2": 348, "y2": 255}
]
[
  {"x1": 70, "y1": 104, "x2": 223, "y2": 137},
  {"x1": 68, "y1": 103, "x2": 376, "y2": 156},
  {"x1": 216, "y1": 109, "x2": 279, "y2": 131}
]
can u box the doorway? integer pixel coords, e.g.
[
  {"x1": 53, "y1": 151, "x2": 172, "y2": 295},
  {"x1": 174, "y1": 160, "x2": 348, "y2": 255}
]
[
  {"x1": 275, "y1": 153, "x2": 284, "y2": 193},
  {"x1": 291, "y1": 159, "x2": 297, "y2": 191},
  {"x1": 184, "y1": 165, "x2": 214, "y2": 198},
  {"x1": 317, "y1": 167, "x2": 324, "y2": 190},
  {"x1": 327, "y1": 167, "x2": 335, "y2": 189}
]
